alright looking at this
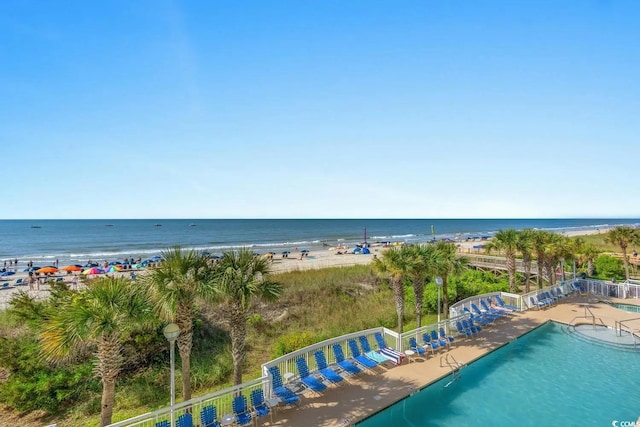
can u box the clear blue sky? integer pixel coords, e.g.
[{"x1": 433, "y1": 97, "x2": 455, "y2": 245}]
[{"x1": 2, "y1": 0, "x2": 638, "y2": 219}]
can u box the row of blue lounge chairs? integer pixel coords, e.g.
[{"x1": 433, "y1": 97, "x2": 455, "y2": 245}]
[
  {"x1": 407, "y1": 327, "x2": 456, "y2": 356},
  {"x1": 529, "y1": 286, "x2": 574, "y2": 309},
  {"x1": 154, "y1": 388, "x2": 274, "y2": 427}
]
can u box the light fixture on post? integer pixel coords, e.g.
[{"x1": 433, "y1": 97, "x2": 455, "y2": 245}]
[
  {"x1": 435, "y1": 277, "x2": 443, "y2": 323},
  {"x1": 559, "y1": 257, "x2": 565, "y2": 282},
  {"x1": 163, "y1": 323, "x2": 180, "y2": 427}
]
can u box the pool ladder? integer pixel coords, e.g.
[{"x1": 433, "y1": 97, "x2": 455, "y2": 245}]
[{"x1": 440, "y1": 354, "x2": 464, "y2": 387}]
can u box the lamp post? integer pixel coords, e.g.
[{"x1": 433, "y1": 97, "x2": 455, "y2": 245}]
[
  {"x1": 559, "y1": 257, "x2": 565, "y2": 282},
  {"x1": 435, "y1": 277, "x2": 443, "y2": 323},
  {"x1": 163, "y1": 323, "x2": 180, "y2": 427}
]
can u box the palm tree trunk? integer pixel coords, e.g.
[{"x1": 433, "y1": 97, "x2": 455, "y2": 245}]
[
  {"x1": 506, "y1": 252, "x2": 516, "y2": 293},
  {"x1": 442, "y1": 276, "x2": 449, "y2": 320},
  {"x1": 96, "y1": 333, "x2": 122, "y2": 427},
  {"x1": 523, "y1": 253, "x2": 532, "y2": 293},
  {"x1": 392, "y1": 276, "x2": 405, "y2": 333},
  {"x1": 587, "y1": 259, "x2": 594, "y2": 276},
  {"x1": 176, "y1": 303, "x2": 194, "y2": 402},
  {"x1": 230, "y1": 304, "x2": 247, "y2": 385},
  {"x1": 622, "y1": 247, "x2": 630, "y2": 280},
  {"x1": 100, "y1": 378, "x2": 116, "y2": 427},
  {"x1": 536, "y1": 251, "x2": 544, "y2": 289},
  {"x1": 413, "y1": 279, "x2": 424, "y2": 327}
]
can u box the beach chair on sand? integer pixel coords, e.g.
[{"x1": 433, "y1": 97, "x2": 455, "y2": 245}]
[{"x1": 1, "y1": 282, "x2": 10, "y2": 289}]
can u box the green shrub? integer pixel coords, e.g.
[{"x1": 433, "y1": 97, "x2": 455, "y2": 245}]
[
  {"x1": 271, "y1": 331, "x2": 321, "y2": 358},
  {"x1": 594, "y1": 255, "x2": 625, "y2": 280}
]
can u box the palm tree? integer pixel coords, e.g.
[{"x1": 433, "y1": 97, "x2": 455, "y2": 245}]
[
  {"x1": 531, "y1": 230, "x2": 552, "y2": 289},
  {"x1": 605, "y1": 226, "x2": 640, "y2": 281},
  {"x1": 40, "y1": 277, "x2": 151, "y2": 426},
  {"x1": 516, "y1": 229, "x2": 534, "y2": 293},
  {"x1": 213, "y1": 248, "x2": 282, "y2": 385},
  {"x1": 373, "y1": 246, "x2": 408, "y2": 333},
  {"x1": 432, "y1": 241, "x2": 467, "y2": 320},
  {"x1": 579, "y1": 243, "x2": 600, "y2": 277},
  {"x1": 486, "y1": 229, "x2": 519, "y2": 293},
  {"x1": 142, "y1": 246, "x2": 214, "y2": 402},
  {"x1": 404, "y1": 244, "x2": 434, "y2": 328}
]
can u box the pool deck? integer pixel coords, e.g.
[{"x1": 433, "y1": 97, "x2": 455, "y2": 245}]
[{"x1": 258, "y1": 295, "x2": 640, "y2": 427}]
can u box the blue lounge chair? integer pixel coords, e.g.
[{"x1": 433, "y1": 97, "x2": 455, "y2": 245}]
[
  {"x1": 439, "y1": 327, "x2": 455, "y2": 345},
  {"x1": 549, "y1": 288, "x2": 564, "y2": 300},
  {"x1": 408, "y1": 337, "x2": 426, "y2": 355},
  {"x1": 250, "y1": 389, "x2": 271, "y2": 424},
  {"x1": 467, "y1": 318, "x2": 483, "y2": 333},
  {"x1": 347, "y1": 339, "x2": 378, "y2": 369},
  {"x1": 232, "y1": 395, "x2": 253, "y2": 426},
  {"x1": 455, "y1": 321, "x2": 472, "y2": 337},
  {"x1": 358, "y1": 335, "x2": 395, "y2": 364},
  {"x1": 267, "y1": 365, "x2": 300, "y2": 405},
  {"x1": 176, "y1": 413, "x2": 193, "y2": 427},
  {"x1": 422, "y1": 332, "x2": 440, "y2": 353},
  {"x1": 374, "y1": 332, "x2": 405, "y2": 365},
  {"x1": 430, "y1": 330, "x2": 448, "y2": 347},
  {"x1": 200, "y1": 405, "x2": 221, "y2": 427},
  {"x1": 331, "y1": 344, "x2": 362, "y2": 375},
  {"x1": 464, "y1": 308, "x2": 492, "y2": 325},
  {"x1": 480, "y1": 300, "x2": 509, "y2": 317},
  {"x1": 156, "y1": 422, "x2": 170, "y2": 427},
  {"x1": 295, "y1": 357, "x2": 327, "y2": 393},
  {"x1": 495, "y1": 295, "x2": 519, "y2": 311},
  {"x1": 462, "y1": 319, "x2": 481, "y2": 334},
  {"x1": 471, "y1": 303, "x2": 501, "y2": 321},
  {"x1": 314, "y1": 350, "x2": 344, "y2": 384}
]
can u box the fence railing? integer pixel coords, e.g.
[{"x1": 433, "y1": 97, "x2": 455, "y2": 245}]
[
  {"x1": 449, "y1": 291, "x2": 522, "y2": 318},
  {"x1": 107, "y1": 377, "x2": 266, "y2": 427}
]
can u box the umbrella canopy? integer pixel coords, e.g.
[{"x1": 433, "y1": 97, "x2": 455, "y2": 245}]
[
  {"x1": 106, "y1": 266, "x2": 122, "y2": 273},
  {"x1": 23, "y1": 267, "x2": 41, "y2": 272},
  {"x1": 82, "y1": 267, "x2": 105, "y2": 275},
  {"x1": 0, "y1": 271, "x2": 15, "y2": 277},
  {"x1": 300, "y1": 249, "x2": 309, "y2": 253},
  {"x1": 281, "y1": 251, "x2": 290, "y2": 254},
  {"x1": 36, "y1": 266, "x2": 59, "y2": 274},
  {"x1": 61, "y1": 265, "x2": 83, "y2": 272}
]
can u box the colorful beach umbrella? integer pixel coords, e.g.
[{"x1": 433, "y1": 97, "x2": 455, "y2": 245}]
[
  {"x1": 61, "y1": 265, "x2": 83, "y2": 272},
  {"x1": 36, "y1": 266, "x2": 59, "y2": 274},
  {"x1": 82, "y1": 267, "x2": 104, "y2": 275},
  {"x1": 106, "y1": 266, "x2": 122, "y2": 273}
]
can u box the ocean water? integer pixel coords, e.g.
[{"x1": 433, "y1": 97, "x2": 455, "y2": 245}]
[{"x1": 0, "y1": 218, "x2": 636, "y2": 268}]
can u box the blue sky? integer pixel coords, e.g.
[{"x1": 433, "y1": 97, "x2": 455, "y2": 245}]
[{"x1": 1, "y1": 0, "x2": 638, "y2": 219}]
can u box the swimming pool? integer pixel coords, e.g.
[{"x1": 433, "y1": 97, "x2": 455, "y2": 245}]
[
  {"x1": 612, "y1": 303, "x2": 640, "y2": 313},
  {"x1": 355, "y1": 322, "x2": 640, "y2": 426}
]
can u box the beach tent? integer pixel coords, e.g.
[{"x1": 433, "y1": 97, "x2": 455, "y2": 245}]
[
  {"x1": 352, "y1": 247, "x2": 362, "y2": 254},
  {"x1": 362, "y1": 247, "x2": 371, "y2": 254}
]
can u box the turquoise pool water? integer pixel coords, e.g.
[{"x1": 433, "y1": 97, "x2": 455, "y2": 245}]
[
  {"x1": 356, "y1": 322, "x2": 640, "y2": 427},
  {"x1": 613, "y1": 303, "x2": 640, "y2": 313}
]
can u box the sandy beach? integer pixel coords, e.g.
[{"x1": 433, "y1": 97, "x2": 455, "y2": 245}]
[{"x1": 0, "y1": 227, "x2": 612, "y2": 310}]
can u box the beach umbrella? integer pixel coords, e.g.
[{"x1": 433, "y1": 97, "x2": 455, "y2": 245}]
[
  {"x1": 281, "y1": 251, "x2": 290, "y2": 255},
  {"x1": 106, "y1": 266, "x2": 122, "y2": 273},
  {"x1": 0, "y1": 271, "x2": 15, "y2": 277},
  {"x1": 23, "y1": 267, "x2": 41, "y2": 272},
  {"x1": 108, "y1": 261, "x2": 122, "y2": 266},
  {"x1": 300, "y1": 249, "x2": 309, "y2": 253},
  {"x1": 82, "y1": 267, "x2": 104, "y2": 275},
  {"x1": 36, "y1": 266, "x2": 59, "y2": 274},
  {"x1": 61, "y1": 265, "x2": 83, "y2": 272}
]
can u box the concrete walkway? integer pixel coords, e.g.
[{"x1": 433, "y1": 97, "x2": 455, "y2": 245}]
[{"x1": 257, "y1": 295, "x2": 640, "y2": 427}]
